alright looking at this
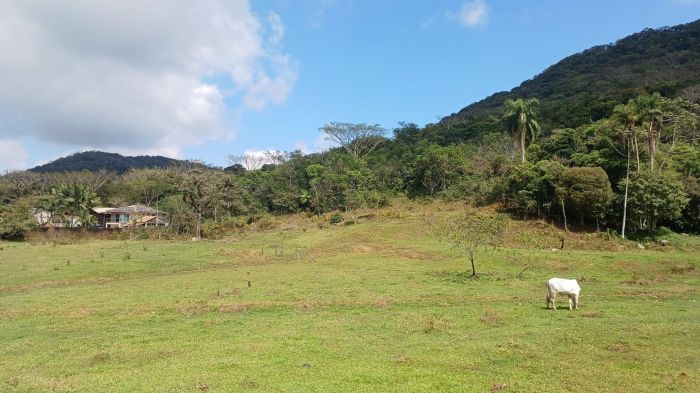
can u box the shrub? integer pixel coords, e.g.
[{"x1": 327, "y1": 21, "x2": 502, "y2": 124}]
[
  {"x1": 0, "y1": 201, "x2": 37, "y2": 240},
  {"x1": 329, "y1": 212, "x2": 344, "y2": 224}
]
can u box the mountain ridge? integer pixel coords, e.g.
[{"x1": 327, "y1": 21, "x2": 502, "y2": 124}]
[
  {"x1": 444, "y1": 19, "x2": 700, "y2": 130},
  {"x1": 28, "y1": 151, "x2": 183, "y2": 173}
]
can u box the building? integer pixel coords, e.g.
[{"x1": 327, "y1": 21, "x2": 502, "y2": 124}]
[
  {"x1": 33, "y1": 209, "x2": 82, "y2": 228},
  {"x1": 91, "y1": 205, "x2": 168, "y2": 228}
]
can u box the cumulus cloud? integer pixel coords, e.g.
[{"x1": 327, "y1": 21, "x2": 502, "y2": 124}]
[
  {"x1": 451, "y1": 0, "x2": 489, "y2": 28},
  {"x1": 0, "y1": 1, "x2": 298, "y2": 157},
  {"x1": 0, "y1": 139, "x2": 29, "y2": 171}
]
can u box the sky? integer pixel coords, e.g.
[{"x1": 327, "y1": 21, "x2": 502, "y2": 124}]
[{"x1": 0, "y1": 0, "x2": 699, "y2": 171}]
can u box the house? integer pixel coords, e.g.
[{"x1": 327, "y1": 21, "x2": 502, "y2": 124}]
[
  {"x1": 33, "y1": 209, "x2": 82, "y2": 228},
  {"x1": 91, "y1": 205, "x2": 168, "y2": 228}
]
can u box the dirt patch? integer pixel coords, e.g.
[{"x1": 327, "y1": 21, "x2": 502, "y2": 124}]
[
  {"x1": 0, "y1": 277, "x2": 113, "y2": 293},
  {"x1": 670, "y1": 264, "x2": 696, "y2": 274},
  {"x1": 88, "y1": 353, "x2": 110, "y2": 366},
  {"x1": 217, "y1": 300, "x2": 292, "y2": 313},
  {"x1": 352, "y1": 245, "x2": 374, "y2": 253},
  {"x1": 395, "y1": 249, "x2": 438, "y2": 261},
  {"x1": 177, "y1": 303, "x2": 214, "y2": 316},
  {"x1": 490, "y1": 383, "x2": 508, "y2": 392},
  {"x1": 606, "y1": 342, "x2": 632, "y2": 353},
  {"x1": 479, "y1": 309, "x2": 503, "y2": 326},
  {"x1": 68, "y1": 308, "x2": 92, "y2": 318},
  {"x1": 580, "y1": 311, "x2": 604, "y2": 318}
]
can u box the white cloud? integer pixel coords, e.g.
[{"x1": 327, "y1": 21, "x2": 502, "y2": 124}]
[
  {"x1": 452, "y1": 0, "x2": 489, "y2": 28},
  {"x1": 0, "y1": 1, "x2": 298, "y2": 157},
  {"x1": 0, "y1": 139, "x2": 29, "y2": 171}
]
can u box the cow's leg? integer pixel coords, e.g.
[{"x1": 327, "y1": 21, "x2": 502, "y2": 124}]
[
  {"x1": 568, "y1": 296, "x2": 573, "y2": 311},
  {"x1": 551, "y1": 293, "x2": 557, "y2": 310},
  {"x1": 574, "y1": 294, "x2": 579, "y2": 310},
  {"x1": 546, "y1": 296, "x2": 550, "y2": 309}
]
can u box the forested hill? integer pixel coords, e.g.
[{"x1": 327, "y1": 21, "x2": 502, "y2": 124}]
[
  {"x1": 29, "y1": 151, "x2": 181, "y2": 173},
  {"x1": 445, "y1": 19, "x2": 700, "y2": 130}
]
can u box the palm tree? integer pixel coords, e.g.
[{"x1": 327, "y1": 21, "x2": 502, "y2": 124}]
[
  {"x1": 48, "y1": 184, "x2": 101, "y2": 227},
  {"x1": 501, "y1": 98, "x2": 541, "y2": 163}
]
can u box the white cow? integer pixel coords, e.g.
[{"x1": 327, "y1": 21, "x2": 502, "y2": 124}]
[{"x1": 546, "y1": 278, "x2": 580, "y2": 311}]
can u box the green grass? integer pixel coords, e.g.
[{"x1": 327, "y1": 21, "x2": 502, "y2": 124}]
[{"x1": 0, "y1": 208, "x2": 698, "y2": 392}]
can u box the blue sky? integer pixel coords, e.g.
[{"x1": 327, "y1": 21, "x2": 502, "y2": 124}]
[{"x1": 0, "y1": 0, "x2": 699, "y2": 171}]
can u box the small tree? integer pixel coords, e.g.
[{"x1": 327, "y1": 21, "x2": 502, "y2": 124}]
[
  {"x1": 623, "y1": 171, "x2": 688, "y2": 231},
  {"x1": 179, "y1": 169, "x2": 217, "y2": 239},
  {"x1": 0, "y1": 201, "x2": 37, "y2": 240},
  {"x1": 437, "y1": 209, "x2": 508, "y2": 277},
  {"x1": 555, "y1": 167, "x2": 613, "y2": 228}
]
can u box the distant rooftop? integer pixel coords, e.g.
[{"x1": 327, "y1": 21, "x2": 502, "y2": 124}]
[{"x1": 92, "y1": 205, "x2": 165, "y2": 214}]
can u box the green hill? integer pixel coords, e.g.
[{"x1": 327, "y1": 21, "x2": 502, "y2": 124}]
[
  {"x1": 28, "y1": 151, "x2": 182, "y2": 173},
  {"x1": 445, "y1": 19, "x2": 700, "y2": 130}
]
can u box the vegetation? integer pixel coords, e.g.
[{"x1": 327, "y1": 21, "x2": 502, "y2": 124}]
[
  {"x1": 501, "y1": 98, "x2": 541, "y2": 163},
  {"x1": 0, "y1": 203, "x2": 698, "y2": 392},
  {"x1": 437, "y1": 208, "x2": 507, "y2": 276},
  {"x1": 1, "y1": 89, "x2": 698, "y2": 239},
  {"x1": 28, "y1": 151, "x2": 186, "y2": 174},
  {"x1": 446, "y1": 20, "x2": 700, "y2": 130},
  {"x1": 0, "y1": 20, "x2": 699, "y2": 392},
  {"x1": 0, "y1": 201, "x2": 36, "y2": 240}
]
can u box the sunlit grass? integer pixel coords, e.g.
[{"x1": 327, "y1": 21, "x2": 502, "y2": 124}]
[{"x1": 1, "y1": 205, "x2": 698, "y2": 392}]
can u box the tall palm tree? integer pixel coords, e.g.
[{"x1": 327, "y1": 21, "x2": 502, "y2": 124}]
[{"x1": 501, "y1": 98, "x2": 541, "y2": 163}]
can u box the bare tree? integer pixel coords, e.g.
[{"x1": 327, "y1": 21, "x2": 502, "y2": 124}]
[
  {"x1": 319, "y1": 122, "x2": 386, "y2": 159},
  {"x1": 226, "y1": 153, "x2": 266, "y2": 170}
]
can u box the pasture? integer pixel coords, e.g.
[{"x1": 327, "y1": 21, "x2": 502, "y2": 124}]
[{"x1": 1, "y1": 205, "x2": 698, "y2": 392}]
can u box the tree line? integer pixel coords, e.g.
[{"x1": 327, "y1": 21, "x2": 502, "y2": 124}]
[{"x1": 1, "y1": 92, "x2": 699, "y2": 240}]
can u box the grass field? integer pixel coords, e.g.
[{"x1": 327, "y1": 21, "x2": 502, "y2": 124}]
[{"x1": 1, "y1": 203, "x2": 698, "y2": 392}]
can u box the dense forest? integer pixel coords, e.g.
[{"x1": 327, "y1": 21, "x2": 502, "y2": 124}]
[
  {"x1": 2, "y1": 20, "x2": 700, "y2": 240},
  {"x1": 445, "y1": 19, "x2": 700, "y2": 131},
  {"x1": 29, "y1": 151, "x2": 184, "y2": 173}
]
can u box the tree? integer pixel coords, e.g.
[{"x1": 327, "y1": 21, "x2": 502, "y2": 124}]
[
  {"x1": 411, "y1": 145, "x2": 471, "y2": 196},
  {"x1": 500, "y1": 160, "x2": 564, "y2": 219},
  {"x1": 609, "y1": 103, "x2": 642, "y2": 238},
  {"x1": 555, "y1": 167, "x2": 613, "y2": 228},
  {"x1": 226, "y1": 153, "x2": 266, "y2": 171},
  {"x1": 320, "y1": 122, "x2": 387, "y2": 159},
  {"x1": 46, "y1": 184, "x2": 101, "y2": 227},
  {"x1": 121, "y1": 168, "x2": 174, "y2": 206},
  {"x1": 623, "y1": 171, "x2": 688, "y2": 232},
  {"x1": 179, "y1": 169, "x2": 217, "y2": 239},
  {"x1": 437, "y1": 209, "x2": 507, "y2": 277},
  {"x1": 501, "y1": 98, "x2": 541, "y2": 163},
  {"x1": 0, "y1": 200, "x2": 37, "y2": 240}
]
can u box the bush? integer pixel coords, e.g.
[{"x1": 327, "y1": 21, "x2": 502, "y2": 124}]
[
  {"x1": 329, "y1": 212, "x2": 344, "y2": 224},
  {"x1": 0, "y1": 201, "x2": 37, "y2": 240},
  {"x1": 623, "y1": 172, "x2": 689, "y2": 231}
]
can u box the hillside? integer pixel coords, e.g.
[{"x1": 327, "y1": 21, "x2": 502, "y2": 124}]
[
  {"x1": 2, "y1": 202, "x2": 698, "y2": 391},
  {"x1": 28, "y1": 151, "x2": 181, "y2": 173},
  {"x1": 445, "y1": 19, "x2": 700, "y2": 130}
]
